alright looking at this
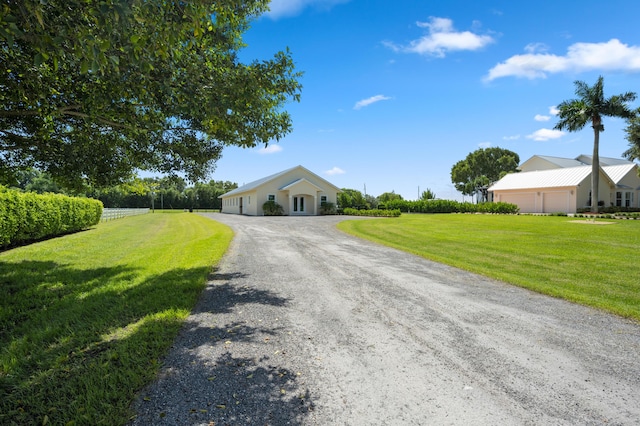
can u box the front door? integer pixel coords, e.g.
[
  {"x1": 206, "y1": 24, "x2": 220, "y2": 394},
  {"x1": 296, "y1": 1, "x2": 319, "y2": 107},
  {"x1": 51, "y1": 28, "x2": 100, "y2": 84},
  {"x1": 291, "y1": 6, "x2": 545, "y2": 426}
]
[
  {"x1": 239, "y1": 197, "x2": 243, "y2": 215},
  {"x1": 293, "y1": 196, "x2": 305, "y2": 214}
]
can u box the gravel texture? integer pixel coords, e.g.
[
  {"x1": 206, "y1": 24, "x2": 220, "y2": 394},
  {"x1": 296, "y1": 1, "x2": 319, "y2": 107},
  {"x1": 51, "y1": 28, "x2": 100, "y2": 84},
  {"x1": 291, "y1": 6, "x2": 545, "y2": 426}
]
[{"x1": 129, "y1": 214, "x2": 640, "y2": 425}]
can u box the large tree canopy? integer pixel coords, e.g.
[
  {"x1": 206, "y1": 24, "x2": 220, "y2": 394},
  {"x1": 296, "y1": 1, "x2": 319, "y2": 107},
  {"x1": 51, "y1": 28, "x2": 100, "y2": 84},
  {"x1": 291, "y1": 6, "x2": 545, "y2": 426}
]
[
  {"x1": 554, "y1": 76, "x2": 636, "y2": 213},
  {"x1": 0, "y1": 0, "x2": 302, "y2": 190},
  {"x1": 451, "y1": 147, "x2": 519, "y2": 199}
]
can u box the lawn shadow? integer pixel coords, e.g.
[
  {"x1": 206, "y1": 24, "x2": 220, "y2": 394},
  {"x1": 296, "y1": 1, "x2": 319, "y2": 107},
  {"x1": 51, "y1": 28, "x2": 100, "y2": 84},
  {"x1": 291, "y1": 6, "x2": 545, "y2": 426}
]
[
  {"x1": 1, "y1": 258, "x2": 316, "y2": 425},
  {"x1": 0, "y1": 260, "x2": 225, "y2": 424},
  {"x1": 198, "y1": 269, "x2": 289, "y2": 314},
  {"x1": 129, "y1": 269, "x2": 316, "y2": 425}
]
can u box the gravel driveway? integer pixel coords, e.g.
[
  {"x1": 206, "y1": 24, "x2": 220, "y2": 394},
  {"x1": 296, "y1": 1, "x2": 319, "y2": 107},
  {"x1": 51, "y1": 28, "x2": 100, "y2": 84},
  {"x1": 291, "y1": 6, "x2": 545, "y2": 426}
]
[{"x1": 130, "y1": 214, "x2": 640, "y2": 425}]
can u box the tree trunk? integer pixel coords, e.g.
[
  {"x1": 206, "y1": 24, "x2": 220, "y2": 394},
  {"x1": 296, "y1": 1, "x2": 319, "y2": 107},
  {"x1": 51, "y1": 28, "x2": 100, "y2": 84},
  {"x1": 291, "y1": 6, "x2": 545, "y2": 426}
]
[{"x1": 591, "y1": 120, "x2": 601, "y2": 213}]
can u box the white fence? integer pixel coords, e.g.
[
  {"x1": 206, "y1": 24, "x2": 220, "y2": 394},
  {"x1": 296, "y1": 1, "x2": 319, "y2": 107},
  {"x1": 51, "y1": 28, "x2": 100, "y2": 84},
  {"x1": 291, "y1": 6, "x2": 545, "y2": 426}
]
[{"x1": 101, "y1": 208, "x2": 150, "y2": 221}]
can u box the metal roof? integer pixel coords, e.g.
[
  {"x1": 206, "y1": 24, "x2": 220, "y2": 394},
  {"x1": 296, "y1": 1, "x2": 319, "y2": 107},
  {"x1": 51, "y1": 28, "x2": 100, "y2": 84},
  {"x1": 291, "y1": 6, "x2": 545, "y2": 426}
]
[
  {"x1": 220, "y1": 166, "x2": 300, "y2": 197},
  {"x1": 219, "y1": 165, "x2": 340, "y2": 197},
  {"x1": 577, "y1": 155, "x2": 634, "y2": 166},
  {"x1": 489, "y1": 166, "x2": 592, "y2": 191},
  {"x1": 529, "y1": 155, "x2": 585, "y2": 168},
  {"x1": 603, "y1": 163, "x2": 637, "y2": 183}
]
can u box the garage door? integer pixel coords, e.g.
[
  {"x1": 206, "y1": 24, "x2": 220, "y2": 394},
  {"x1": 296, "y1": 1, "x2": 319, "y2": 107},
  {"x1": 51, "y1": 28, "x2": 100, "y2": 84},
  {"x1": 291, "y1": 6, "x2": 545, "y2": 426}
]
[
  {"x1": 498, "y1": 193, "x2": 536, "y2": 213},
  {"x1": 543, "y1": 191, "x2": 571, "y2": 213}
]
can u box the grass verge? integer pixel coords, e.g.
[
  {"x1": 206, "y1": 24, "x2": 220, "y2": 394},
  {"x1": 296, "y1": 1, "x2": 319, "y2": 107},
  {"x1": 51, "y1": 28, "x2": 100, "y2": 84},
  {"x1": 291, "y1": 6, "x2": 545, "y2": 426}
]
[
  {"x1": 0, "y1": 213, "x2": 233, "y2": 425},
  {"x1": 338, "y1": 214, "x2": 640, "y2": 321}
]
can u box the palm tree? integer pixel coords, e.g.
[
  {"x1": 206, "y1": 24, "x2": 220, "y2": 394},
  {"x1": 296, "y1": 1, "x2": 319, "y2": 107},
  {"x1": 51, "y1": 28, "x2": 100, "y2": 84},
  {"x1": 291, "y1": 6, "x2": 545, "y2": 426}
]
[{"x1": 554, "y1": 76, "x2": 636, "y2": 213}]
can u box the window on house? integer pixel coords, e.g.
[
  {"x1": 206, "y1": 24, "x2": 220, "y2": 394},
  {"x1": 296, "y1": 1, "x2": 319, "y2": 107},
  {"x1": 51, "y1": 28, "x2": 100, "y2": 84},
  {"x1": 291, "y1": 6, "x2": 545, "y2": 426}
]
[
  {"x1": 320, "y1": 195, "x2": 327, "y2": 204},
  {"x1": 617, "y1": 191, "x2": 634, "y2": 207},
  {"x1": 248, "y1": 196, "x2": 251, "y2": 205},
  {"x1": 268, "y1": 194, "x2": 275, "y2": 202}
]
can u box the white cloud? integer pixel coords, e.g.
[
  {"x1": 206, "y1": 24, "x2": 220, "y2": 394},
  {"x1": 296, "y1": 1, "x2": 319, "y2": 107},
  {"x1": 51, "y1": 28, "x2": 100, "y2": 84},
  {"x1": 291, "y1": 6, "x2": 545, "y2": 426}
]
[
  {"x1": 266, "y1": 0, "x2": 350, "y2": 19},
  {"x1": 524, "y1": 42, "x2": 549, "y2": 54},
  {"x1": 549, "y1": 106, "x2": 560, "y2": 115},
  {"x1": 354, "y1": 95, "x2": 391, "y2": 110},
  {"x1": 384, "y1": 17, "x2": 494, "y2": 58},
  {"x1": 534, "y1": 114, "x2": 551, "y2": 122},
  {"x1": 325, "y1": 166, "x2": 346, "y2": 176},
  {"x1": 478, "y1": 142, "x2": 492, "y2": 148},
  {"x1": 503, "y1": 134, "x2": 520, "y2": 141},
  {"x1": 485, "y1": 39, "x2": 640, "y2": 81},
  {"x1": 257, "y1": 144, "x2": 283, "y2": 154},
  {"x1": 526, "y1": 128, "x2": 565, "y2": 141}
]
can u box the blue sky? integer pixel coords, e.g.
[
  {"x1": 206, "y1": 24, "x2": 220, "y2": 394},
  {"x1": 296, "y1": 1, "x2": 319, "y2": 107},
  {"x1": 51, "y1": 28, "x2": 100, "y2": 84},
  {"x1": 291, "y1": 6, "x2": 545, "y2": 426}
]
[{"x1": 213, "y1": 0, "x2": 640, "y2": 201}]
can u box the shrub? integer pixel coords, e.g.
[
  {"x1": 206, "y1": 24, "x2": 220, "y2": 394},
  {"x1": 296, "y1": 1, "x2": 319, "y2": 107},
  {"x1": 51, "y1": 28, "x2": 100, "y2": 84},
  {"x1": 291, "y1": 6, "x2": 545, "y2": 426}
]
[
  {"x1": 262, "y1": 200, "x2": 284, "y2": 216},
  {"x1": 320, "y1": 201, "x2": 337, "y2": 215},
  {"x1": 379, "y1": 199, "x2": 519, "y2": 214},
  {"x1": 343, "y1": 208, "x2": 401, "y2": 217},
  {"x1": 0, "y1": 187, "x2": 103, "y2": 248}
]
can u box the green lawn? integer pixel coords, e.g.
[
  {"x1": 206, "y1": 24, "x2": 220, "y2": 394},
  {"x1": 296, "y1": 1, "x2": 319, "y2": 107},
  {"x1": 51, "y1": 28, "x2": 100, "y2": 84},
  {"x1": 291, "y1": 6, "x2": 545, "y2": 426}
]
[
  {"x1": 0, "y1": 213, "x2": 233, "y2": 425},
  {"x1": 338, "y1": 214, "x2": 640, "y2": 321}
]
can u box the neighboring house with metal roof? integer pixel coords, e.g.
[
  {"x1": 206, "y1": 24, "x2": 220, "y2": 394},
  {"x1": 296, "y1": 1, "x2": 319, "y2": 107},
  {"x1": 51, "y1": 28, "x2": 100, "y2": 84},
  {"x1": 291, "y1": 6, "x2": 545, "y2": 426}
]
[
  {"x1": 219, "y1": 165, "x2": 341, "y2": 216},
  {"x1": 489, "y1": 155, "x2": 640, "y2": 213}
]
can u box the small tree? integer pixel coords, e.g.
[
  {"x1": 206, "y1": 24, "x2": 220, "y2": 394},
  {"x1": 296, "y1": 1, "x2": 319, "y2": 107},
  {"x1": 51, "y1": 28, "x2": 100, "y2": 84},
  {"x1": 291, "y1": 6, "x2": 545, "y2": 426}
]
[
  {"x1": 338, "y1": 189, "x2": 368, "y2": 209},
  {"x1": 377, "y1": 191, "x2": 403, "y2": 204},
  {"x1": 420, "y1": 189, "x2": 436, "y2": 200}
]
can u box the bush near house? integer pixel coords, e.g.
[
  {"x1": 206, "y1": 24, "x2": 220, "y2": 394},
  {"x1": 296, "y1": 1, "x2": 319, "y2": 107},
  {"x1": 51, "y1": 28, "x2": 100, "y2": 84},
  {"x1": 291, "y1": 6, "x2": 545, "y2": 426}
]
[
  {"x1": 0, "y1": 186, "x2": 103, "y2": 248},
  {"x1": 379, "y1": 199, "x2": 519, "y2": 214},
  {"x1": 320, "y1": 201, "x2": 337, "y2": 215},
  {"x1": 262, "y1": 200, "x2": 284, "y2": 216}
]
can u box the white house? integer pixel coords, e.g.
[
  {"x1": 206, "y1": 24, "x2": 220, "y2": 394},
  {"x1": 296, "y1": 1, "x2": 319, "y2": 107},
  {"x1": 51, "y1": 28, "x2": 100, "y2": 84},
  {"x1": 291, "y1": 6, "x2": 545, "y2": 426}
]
[
  {"x1": 489, "y1": 155, "x2": 640, "y2": 213},
  {"x1": 219, "y1": 165, "x2": 341, "y2": 216}
]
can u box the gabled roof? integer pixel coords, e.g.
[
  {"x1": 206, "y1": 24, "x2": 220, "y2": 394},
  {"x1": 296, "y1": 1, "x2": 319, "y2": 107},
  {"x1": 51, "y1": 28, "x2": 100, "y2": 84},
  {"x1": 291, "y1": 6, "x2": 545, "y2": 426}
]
[
  {"x1": 280, "y1": 178, "x2": 324, "y2": 191},
  {"x1": 493, "y1": 154, "x2": 637, "y2": 192},
  {"x1": 603, "y1": 163, "x2": 637, "y2": 184},
  {"x1": 519, "y1": 155, "x2": 585, "y2": 170},
  {"x1": 489, "y1": 166, "x2": 592, "y2": 191},
  {"x1": 220, "y1": 165, "x2": 340, "y2": 198},
  {"x1": 576, "y1": 155, "x2": 633, "y2": 166}
]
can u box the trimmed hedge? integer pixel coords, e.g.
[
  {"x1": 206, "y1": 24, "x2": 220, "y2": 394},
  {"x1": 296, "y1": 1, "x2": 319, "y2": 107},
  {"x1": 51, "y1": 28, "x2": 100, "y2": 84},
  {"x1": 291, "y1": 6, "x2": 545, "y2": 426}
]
[
  {"x1": 379, "y1": 199, "x2": 519, "y2": 214},
  {"x1": 577, "y1": 206, "x2": 640, "y2": 214},
  {"x1": 0, "y1": 187, "x2": 103, "y2": 248},
  {"x1": 343, "y1": 208, "x2": 401, "y2": 217}
]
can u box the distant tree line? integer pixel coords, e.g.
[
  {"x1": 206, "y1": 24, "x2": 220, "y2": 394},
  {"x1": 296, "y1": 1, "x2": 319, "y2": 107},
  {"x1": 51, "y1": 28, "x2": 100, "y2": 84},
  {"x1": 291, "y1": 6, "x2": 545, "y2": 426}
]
[
  {"x1": 8, "y1": 169, "x2": 237, "y2": 210},
  {"x1": 337, "y1": 188, "x2": 436, "y2": 211}
]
